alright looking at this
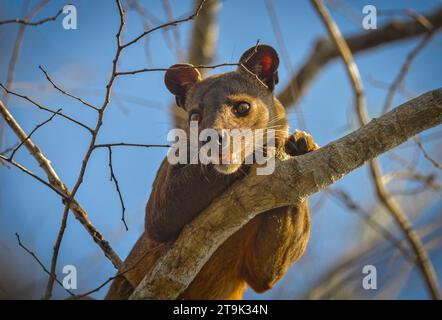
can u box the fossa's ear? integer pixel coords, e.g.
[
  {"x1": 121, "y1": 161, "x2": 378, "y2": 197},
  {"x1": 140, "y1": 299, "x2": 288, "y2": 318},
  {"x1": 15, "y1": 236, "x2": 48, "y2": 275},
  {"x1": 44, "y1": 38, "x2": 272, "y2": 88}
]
[
  {"x1": 238, "y1": 44, "x2": 279, "y2": 91},
  {"x1": 164, "y1": 63, "x2": 202, "y2": 108}
]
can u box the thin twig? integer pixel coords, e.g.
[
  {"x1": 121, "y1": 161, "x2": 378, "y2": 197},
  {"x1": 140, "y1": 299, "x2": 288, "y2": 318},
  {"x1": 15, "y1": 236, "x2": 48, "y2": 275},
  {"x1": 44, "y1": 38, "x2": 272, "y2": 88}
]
[
  {"x1": 15, "y1": 233, "x2": 76, "y2": 298},
  {"x1": 93, "y1": 142, "x2": 170, "y2": 230},
  {"x1": 121, "y1": 0, "x2": 206, "y2": 49},
  {"x1": 0, "y1": 84, "x2": 94, "y2": 134},
  {"x1": 115, "y1": 62, "x2": 238, "y2": 76},
  {"x1": 328, "y1": 188, "x2": 414, "y2": 262},
  {"x1": 38, "y1": 65, "x2": 100, "y2": 112},
  {"x1": 0, "y1": 8, "x2": 62, "y2": 26},
  {"x1": 277, "y1": 7, "x2": 442, "y2": 109},
  {"x1": 379, "y1": 8, "x2": 435, "y2": 32},
  {"x1": 49, "y1": 0, "x2": 203, "y2": 286},
  {"x1": 1, "y1": 0, "x2": 52, "y2": 149},
  {"x1": 0, "y1": 142, "x2": 19, "y2": 155},
  {"x1": 127, "y1": 0, "x2": 175, "y2": 64},
  {"x1": 415, "y1": 136, "x2": 442, "y2": 170},
  {"x1": 0, "y1": 154, "x2": 67, "y2": 199},
  {"x1": 130, "y1": 88, "x2": 442, "y2": 300},
  {"x1": 44, "y1": 205, "x2": 70, "y2": 300},
  {"x1": 8, "y1": 108, "x2": 62, "y2": 160},
  {"x1": 67, "y1": 0, "x2": 206, "y2": 231},
  {"x1": 382, "y1": 32, "x2": 435, "y2": 113},
  {"x1": 311, "y1": 0, "x2": 441, "y2": 300},
  {"x1": 383, "y1": 171, "x2": 442, "y2": 195},
  {"x1": 107, "y1": 146, "x2": 128, "y2": 231},
  {"x1": 75, "y1": 241, "x2": 163, "y2": 299},
  {"x1": 0, "y1": 99, "x2": 126, "y2": 279},
  {"x1": 67, "y1": 0, "x2": 126, "y2": 206},
  {"x1": 265, "y1": 0, "x2": 307, "y2": 130},
  {"x1": 161, "y1": 0, "x2": 184, "y2": 60},
  {"x1": 94, "y1": 142, "x2": 170, "y2": 149}
]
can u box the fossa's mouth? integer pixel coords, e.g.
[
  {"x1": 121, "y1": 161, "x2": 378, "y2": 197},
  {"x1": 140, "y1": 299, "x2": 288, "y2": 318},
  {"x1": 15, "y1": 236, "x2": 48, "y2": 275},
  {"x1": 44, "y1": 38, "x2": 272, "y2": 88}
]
[
  {"x1": 213, "y1": 162, "x2": 243, "y2": 175},
  {"x1": 212, "y1": 148, "x2": 252, "y2": 175}
]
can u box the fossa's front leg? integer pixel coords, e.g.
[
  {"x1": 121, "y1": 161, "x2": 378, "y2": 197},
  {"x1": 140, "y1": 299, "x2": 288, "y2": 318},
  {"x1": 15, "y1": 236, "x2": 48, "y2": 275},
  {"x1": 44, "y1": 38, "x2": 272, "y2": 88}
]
[{"x1": 242, "y1": 131, "x2": 318, "y2": 292}]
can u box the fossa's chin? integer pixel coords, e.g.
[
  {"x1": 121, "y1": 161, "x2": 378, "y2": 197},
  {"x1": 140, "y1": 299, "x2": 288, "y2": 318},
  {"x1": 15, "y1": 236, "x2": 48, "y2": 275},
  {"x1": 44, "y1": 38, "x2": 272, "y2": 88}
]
[{"x1": 213, "y1": 163, "x2": 242, "y2": 175}]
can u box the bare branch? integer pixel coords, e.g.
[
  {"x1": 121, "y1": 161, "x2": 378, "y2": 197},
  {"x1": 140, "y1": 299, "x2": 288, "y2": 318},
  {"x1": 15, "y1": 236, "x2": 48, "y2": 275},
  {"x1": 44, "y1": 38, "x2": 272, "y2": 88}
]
[
  {"x1": 15, "y1": 233, "x2": 76, "y2": 298},
  {"x1": 0, "y1": 154, "x2": 66, "y2": 198},
  {"x1": 382, "y1": 32, "x2": 435, "y2": 113},
  {"x1": 0, "y1": 99, "x2": 126, "y2": 280},
  {"x1": 265, "y1": 0, "x2": 307, "y2": 130},
  {"x1": 187, "y1": 0, "x2": 219, "y2": 70},
  {"x1": 0, "y1": 0, "x2": 53, "y2": 149},
  {"x1": 44, "y1": 205, "x2": 69, "y2": 300},
  {"x1": 94, "y1": 143, "x2": 170, "y2": 149},
  {"x1": 0, "y1": 84, "x2": 94, "y2": 134},
  {"x1": 172, "y1": 0, "x2": 220, "y2": 129},
  {"x1": 115, "y1": 63, "x2": 238, "y2": 76},
  {"x1": 38, "y1": 66, "x2": 100, "y2": 112},
  {"x1": 130, "y1": 88, "x2": 442, "y2": 299},
  {"x1": 0, "y1": 8, "x2": 62, "y2": 26},
  {"x1": 161, "y1": 0, "x2": 185, "y2": 60},
  {"x1": 75, "y1": 241, "x2": 157, "y2": 299},
  {"x1": 106, "y1": 146, "x2": 128, "y2": 231},
  {"x1": 121, "y1": 0, "x2": 206, "y2": 49},
  {"x1": 415, "y1": 136, "x2": 442, "y2": 170},
  {"x1": 311, "y1": 0, "x2": 440, "y2": 299},
  {"x1": 92, "y1": 142, "x2": 170, "y2": 231},
  {"x1": 328, "y1": 188, "x2": 414, "y2": 261},
  {"x1": 0, "y1": 143, "x2": 19, "y2": 156},
  {"x1": 127, "y1": 0, "x2": 176, "y2": 63},
  {"x1": 6, "y1": 0, "x2": 206, "y2": 289},
  {"x1": 277, "y1": 7, "x2": 442, "y2": 108},
  {"x1": 8, "y1": 108, "x2": 61, "y2": 160}
]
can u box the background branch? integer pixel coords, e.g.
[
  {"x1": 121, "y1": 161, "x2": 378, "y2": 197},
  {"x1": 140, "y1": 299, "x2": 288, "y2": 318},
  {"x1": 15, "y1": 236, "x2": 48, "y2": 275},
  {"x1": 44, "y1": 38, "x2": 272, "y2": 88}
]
[{"x1": 277, "y1": 7, "x2": 442, "y2": 109}]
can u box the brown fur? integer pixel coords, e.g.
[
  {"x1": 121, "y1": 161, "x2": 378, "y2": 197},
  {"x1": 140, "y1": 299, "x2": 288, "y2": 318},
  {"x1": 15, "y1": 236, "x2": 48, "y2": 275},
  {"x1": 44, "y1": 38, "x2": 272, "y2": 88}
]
[{"x1": 106, "y1": 45, "x2": 317, "y2": 300}]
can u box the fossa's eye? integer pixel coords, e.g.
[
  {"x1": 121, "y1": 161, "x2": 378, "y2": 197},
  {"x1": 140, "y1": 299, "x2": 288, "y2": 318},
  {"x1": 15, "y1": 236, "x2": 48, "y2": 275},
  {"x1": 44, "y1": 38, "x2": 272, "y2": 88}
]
[
  {"x1": 232, "y1": 102, "x2": 251, "y2": 117},
  {"x1": 189, "y1": 111, "x2": 201, "y2": 123}
]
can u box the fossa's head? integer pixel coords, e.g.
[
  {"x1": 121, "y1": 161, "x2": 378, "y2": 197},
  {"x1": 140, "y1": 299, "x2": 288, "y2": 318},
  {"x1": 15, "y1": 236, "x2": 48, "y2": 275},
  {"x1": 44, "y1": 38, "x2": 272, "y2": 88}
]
[{"x1": 164, "y1": 45, "x2": 288, "y2": 174}]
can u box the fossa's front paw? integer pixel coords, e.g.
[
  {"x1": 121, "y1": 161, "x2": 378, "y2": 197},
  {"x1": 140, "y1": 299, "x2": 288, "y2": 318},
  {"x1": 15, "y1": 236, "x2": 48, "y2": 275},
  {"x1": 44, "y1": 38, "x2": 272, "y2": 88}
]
[{"x1": 284, "y1": 130, "x2": 319, "y2": 156}]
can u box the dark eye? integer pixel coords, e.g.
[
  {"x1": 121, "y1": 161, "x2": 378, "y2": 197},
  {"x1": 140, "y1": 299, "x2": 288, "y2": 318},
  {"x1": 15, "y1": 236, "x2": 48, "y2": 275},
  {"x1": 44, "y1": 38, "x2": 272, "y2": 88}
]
[
  {"x1": 233, "y1": 102, "x2": 251, "y2": 117},
  {"x1": 189, "y1": 111, "x2": 201, "y2": 123}
]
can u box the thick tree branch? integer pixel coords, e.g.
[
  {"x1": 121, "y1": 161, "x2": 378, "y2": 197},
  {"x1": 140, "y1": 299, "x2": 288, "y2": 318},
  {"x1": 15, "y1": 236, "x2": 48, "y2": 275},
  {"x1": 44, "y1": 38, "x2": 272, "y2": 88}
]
[
  {"x1": 130, "y1": 87, "x2": 442, "y2": 299},
  {"x1": 277, "y1": 7, "x2": 442, "y2": 108}
]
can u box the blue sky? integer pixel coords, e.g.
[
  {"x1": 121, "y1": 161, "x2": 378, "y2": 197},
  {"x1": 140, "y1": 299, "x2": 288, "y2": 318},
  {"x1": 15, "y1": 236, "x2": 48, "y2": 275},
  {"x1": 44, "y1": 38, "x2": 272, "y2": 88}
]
[{"x1": 0, "y1": 0, "x2": 441, "y2": 299}]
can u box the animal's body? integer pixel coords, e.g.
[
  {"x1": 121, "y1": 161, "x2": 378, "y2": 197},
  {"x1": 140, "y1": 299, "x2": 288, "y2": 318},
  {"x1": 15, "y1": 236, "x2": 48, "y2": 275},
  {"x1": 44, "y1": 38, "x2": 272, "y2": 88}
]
[{"x1": 106, "y1": 45, "x2": 317, "y2": 300}]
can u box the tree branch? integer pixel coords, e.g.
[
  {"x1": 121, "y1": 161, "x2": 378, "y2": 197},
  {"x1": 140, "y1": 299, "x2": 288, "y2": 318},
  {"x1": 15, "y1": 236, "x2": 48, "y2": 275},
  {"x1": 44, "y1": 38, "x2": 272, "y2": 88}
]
[
  {"x1": 172, "y1": 0, "x2": 220, "y2": 128},
  {"x1": 130, "y1": 87, "x2": 442, "y2": 299},
  {"x1": 0, "y1": 7, "x2": 62, "y2": 26},
  {"x1": 0, "y1": 0, "x2": 54, "y2": 149},
  {"x1": 277, "y1": 7, "x2": 442, "y2": 108},
  {"x1": 43, "y1": 204, "x2": 70, "y2": 300},
  {"x1": 0, "y1": 99, "x2": 126, "y2": 280}
]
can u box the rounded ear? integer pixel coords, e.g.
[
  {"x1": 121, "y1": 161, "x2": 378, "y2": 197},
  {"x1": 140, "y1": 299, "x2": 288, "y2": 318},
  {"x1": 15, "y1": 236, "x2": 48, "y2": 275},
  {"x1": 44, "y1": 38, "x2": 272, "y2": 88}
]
[
  {"x1": 164, "y1": 63, "x2": 202, "y2": 108},
  {"x1": 238, "y1": 44, "x2": 279, "y2": 91}
]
